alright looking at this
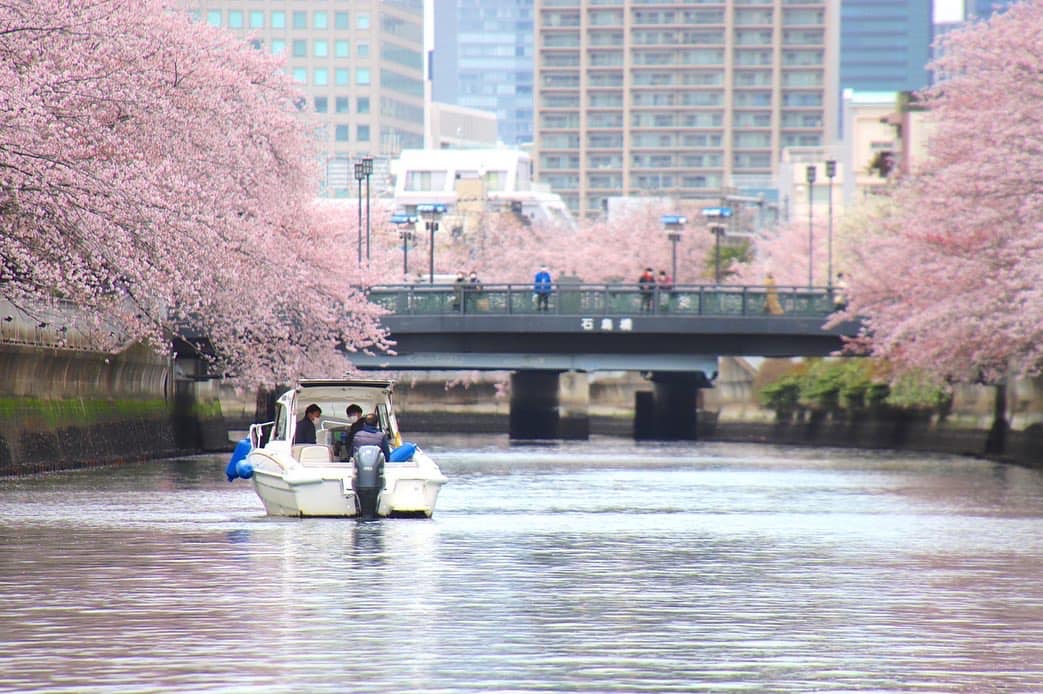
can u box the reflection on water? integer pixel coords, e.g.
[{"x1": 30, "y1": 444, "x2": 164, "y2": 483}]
[{"x1": 2, "y1": 436, "x2": 1043, "y2": 692}]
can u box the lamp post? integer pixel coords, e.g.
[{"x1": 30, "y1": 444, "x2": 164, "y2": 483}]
[
  {"x1": 391, "y1": 214, "x2": 417, "y2": 278},
  {"x1": 710, "y1": 224, "x2": 727, "y2": 284},
  {"x1": 353, "y1": 162, "x2": 364, "y2": 265},
  {"x1": 417, "y1": 204, "x2": 447, "y2": 284},
  {"x1": 805, "y1": 164, "x2": 816, "y2": 288},
  {"x1": 825, "y1": 159, "x2": 836, "y2": 287},
  {"x1": 660, "y1": 214, "x2": 686, "y2": 284},
  {"x1": 700, "y1": 206, "x2": 732, "y2": 285},
  {"x1": 361, "y1": 157, "x2": 373, "y2": 261}
]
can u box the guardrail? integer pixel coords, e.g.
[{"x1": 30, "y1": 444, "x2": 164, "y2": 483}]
[{"x1": 368, "y1": 283, "x2": 840, "y2": 317}]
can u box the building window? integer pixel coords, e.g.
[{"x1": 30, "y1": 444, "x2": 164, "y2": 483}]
[
  {"x1": 404, "y1": 171, "x2": 447, "y2": 192},
  {"x1": 357, "y1": 125, "x2": 370, "y2": 142},
  {"x1": 336, "y1": 97, "x2": 349, "y2": 114},
  {"x1": 249, "y1": 11, "x2": 264, "y2": 29},
  {"x1": 335, "y1": 12, "x2": 349, "y2": 29},
  {"x1": 335, "y1": 69, "x2": 349, "y2": 86},
  {"x1": 357, "y1": 97, "x2": 370, "y2": 114},
  {"x1": 314, "y1": 97, "x2": 328, "y2": 113},
  {"x1": 357, "y1": 13, "x2": 370, "y2": 29},
  {"x1": 314, "y1": 40, "x2": 328, "y2": 58},
  {"x1": 335, "y1": 40, "x2": 349, "y2": 58},
  {"x1": 292, "y1": 68, "x2": 307, "y2": 84},
  {"x1": 292, "y1": 11, "x2": 307, "y2": 30},
  {"x1": 270, "y1": 39, "x2": 285, "y2": 55},
  {"x1": 356, "y1": 68, "x2": 371, "y2": 85},
  {"x1": 357, "y1": 43, "x2": 369, "y2": 58},
  {"x1": 335, "y1": 125, "x2": 349, "y2": 142},
  {"x1": 292, "y1": 40, "x2": 306, "y2": 58},
  {"x1": 314, "y1": 11, "x2": 328, "y2": 30},
  {"x1": 314, "y1": 68, "x2": 328, "y2": 86},
  {"x1": 228, "y1": 10, "x2": 243, "y2": 28},
  {"x1": 271, "y1": 11, "x2": 285, "y2": 29},
  {"x1": 206, "y1": 10, "x2": 221, "y2": 27}
]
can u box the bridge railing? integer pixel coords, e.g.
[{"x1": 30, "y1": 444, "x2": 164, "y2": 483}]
[{"x1": 368, "y1": 283, "x2": 839, "y2": 317}]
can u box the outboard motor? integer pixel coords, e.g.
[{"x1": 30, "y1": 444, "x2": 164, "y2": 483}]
[{"x1": 353, "y1": 445, "x2": 385, "y2": 520}]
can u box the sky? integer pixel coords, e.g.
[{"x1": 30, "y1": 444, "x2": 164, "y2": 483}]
[{"x1": 935, "y1": 0, "x2": 964, "y2": 22}]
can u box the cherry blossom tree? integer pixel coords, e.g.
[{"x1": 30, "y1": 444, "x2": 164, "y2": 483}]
[
  {"x1": 0, "y1": 0, "x2": 387, "y2": 386},
  {"x1": 836, "y1": 3, "x2": 1043, "y2": 383}
]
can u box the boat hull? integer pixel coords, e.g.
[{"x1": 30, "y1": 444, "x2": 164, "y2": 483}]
[{"x1": 247, "y1": 449, "x2": 446, "y2": 519}]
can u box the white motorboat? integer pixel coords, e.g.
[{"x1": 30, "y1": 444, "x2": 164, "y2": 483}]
[{"x1": 230, "y1": 379, "x2": 447, "y2": 518}]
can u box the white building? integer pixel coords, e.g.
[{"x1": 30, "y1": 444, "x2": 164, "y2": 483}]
[{"x1": 391, "y1": 148, "x2": 575, "y2": 229}]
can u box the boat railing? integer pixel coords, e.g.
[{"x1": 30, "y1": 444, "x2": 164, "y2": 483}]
[{"x1": 249, "y1": 421, "x2": 274, "y2": 449}]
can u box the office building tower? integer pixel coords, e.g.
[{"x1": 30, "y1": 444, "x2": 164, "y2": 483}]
[
  {"x1": 967, "y1": 0, "x2": 1016, "y2": 18},
  {"x1": 188, "y1": 1, "x2": 425, "y2": 196},
  {"x1": 534, "y1": 1, "x2": 839, "y2": 220},
  {"x1": 840, "y1": 0, "x2": 933, "y2": 93},
  {"x1": 432, "y1": 0, "x2": 535, "y2": 146}
]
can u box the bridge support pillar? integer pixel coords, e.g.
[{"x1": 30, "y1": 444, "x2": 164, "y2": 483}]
[
  {"x1": 509, "y1": 370, "x2": 589, "y2": 439},
  {"x1": 558, "y1": 371, "x2": 590, "y2": 440},
  {"x1": 634, "y1": 371, "x2": 713, "y2": 440}
]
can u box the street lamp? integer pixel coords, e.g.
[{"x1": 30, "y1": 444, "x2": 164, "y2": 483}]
[
  {"x1": 700, "y1": 206, "x2": 733, "y2": 285},
  {"x1": 710, "y1": 224, "x2": 727, "y2": 284},
  {"x1": 353, "y1": 162, "x2": 364, "y2": 265},
  {"x1": 805, "y1": 164, "x2": 817, "y2": 288},
  {"x1": 825, "y1": 159, "x2": 836, "y2": 287},
  {"x1": 660, "y1": 214, "x2": 686, "y2": 283},
  {"x1": 361, "y1": 157, "x2": 373, "y2": 261},
  {"x1": 390, "y1": 213, "x2": 418, "y2": 278},
  {"x1": 417, "y1": 203, "x2": 447, "y2": 284}
]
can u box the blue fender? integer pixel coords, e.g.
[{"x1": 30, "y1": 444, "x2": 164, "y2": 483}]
[{"x1": 225, "y1": 438, "x2": 252, "y2": 482}]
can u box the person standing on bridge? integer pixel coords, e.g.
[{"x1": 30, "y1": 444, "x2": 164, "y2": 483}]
[
  {"x1": 764, "y1": 273, "x2": 784, "y2": 315},
  {"x1": 638, "y1": 267, "x2": 656, "y2": 312},
  {"x1": 533, "y1": 265, "x2": 553, "y2": 311},
  {"x1": 452, "y1": 270, "x2": 467, "y2": 312},
  {"x1": 657, "y1": 270, "x2": 673, "y2": 312}
]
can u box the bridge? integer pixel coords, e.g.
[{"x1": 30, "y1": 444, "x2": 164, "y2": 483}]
[{"x1": 359, "y1": 282, "x2": 858, "y2": 440}]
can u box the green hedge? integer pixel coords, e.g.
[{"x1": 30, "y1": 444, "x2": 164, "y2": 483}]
[{"x1": 758, "y1": 359, "x2": 951, "y2": 419}]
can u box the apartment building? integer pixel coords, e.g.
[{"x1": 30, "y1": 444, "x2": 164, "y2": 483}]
[
  {"x1": 187, "y1": 1, "x2": 424, "y2": 196},
  {"x1": 534, "y1": 1, "x2": 839, "y2": 220}
]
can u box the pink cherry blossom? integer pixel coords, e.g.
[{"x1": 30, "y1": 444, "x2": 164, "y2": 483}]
[{"x1": 0, "y1": 0, "x2": 387, "y2": 387}]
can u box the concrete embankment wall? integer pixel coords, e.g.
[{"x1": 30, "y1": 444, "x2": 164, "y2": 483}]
[
  {"x1": 702, "y1": 358, "x2": 1043, "y2": 468},
  {"x1": 0, "y1": 341, "x2": 258, "y2": 476}
]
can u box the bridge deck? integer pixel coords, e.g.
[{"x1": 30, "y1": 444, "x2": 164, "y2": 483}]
[{"x1": 356, "y1": 283, "x2": 857, "y2": 371}]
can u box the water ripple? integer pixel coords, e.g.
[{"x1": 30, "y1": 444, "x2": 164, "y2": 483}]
[{"x1": 1, "y1": 437, "x2": 1043, "y2": 691}]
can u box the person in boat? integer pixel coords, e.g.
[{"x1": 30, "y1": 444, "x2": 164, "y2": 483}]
[
  {"x1": 333, "y1": 403, "x2": 366, "y2": 460},
  {"x1": 352, "y1": 413, "x2": 391, "y2": 462},
  {"x1": 293, "y1": 403, "x2": 322, "y2": 445}
]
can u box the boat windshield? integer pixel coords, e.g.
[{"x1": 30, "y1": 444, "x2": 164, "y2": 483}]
[{"x1": 293, "y1": 383, "x2": 399, "y2": 442}]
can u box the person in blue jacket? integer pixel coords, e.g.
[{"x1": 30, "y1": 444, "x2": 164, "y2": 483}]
[
  {"x1": 351, "y1": 413, "x2": 391, "y2": 462},
  {"x1": 533, "y1": 265, "x2": 553, "y2": 311}
]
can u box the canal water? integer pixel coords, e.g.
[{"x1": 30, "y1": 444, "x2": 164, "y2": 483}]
[{"x1": 2, "y1": 436, "x2": 1043, "y2": 692}]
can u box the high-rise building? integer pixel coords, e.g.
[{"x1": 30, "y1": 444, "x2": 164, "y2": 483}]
[
  {"x1": 187, "y1": 1, "x2": 425, "y2": 196},
  {"x1": 432, "y1": 0, "x2": 535, "y2": 146},
  {"x1": 840, "y1": 0, "x2": 933, "y2": 93},
  {"x1": 534, "y1": 1, "x2": 839, "y2": 220}
]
